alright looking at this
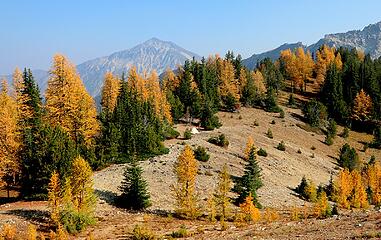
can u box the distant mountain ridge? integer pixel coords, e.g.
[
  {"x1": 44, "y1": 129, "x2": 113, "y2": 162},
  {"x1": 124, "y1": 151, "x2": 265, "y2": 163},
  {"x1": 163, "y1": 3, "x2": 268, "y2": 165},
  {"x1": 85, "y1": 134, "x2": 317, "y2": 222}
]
[
  {"x1": 243, "y1": 21, "x2": 381, "y2": 69},
  {"x1": 77, "y1": 38, "x2": 201, "y2": 97}
]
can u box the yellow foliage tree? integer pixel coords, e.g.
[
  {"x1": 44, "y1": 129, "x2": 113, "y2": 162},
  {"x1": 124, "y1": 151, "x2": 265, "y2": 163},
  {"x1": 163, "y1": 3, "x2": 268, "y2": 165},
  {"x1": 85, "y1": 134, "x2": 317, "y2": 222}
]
[
  {"x1": 251, "y1": 70, "x2": 266, "y2": 97},
  {"x1": 239, "y1": 193, "x2": 260, "y2": 222},
  {"x1": 365, "y1": 161, "x2": 381, "y2": 205},
  {"x1": 128, "y1": 67, "x2": 148, "y2": 100},
  {"x1": 45, "y1": 54, "x2": 99, "y2": 146},
  {"x1": 172, "y1": 145, "x2": 199, "y2": 219},
  {"x1": 213, "y1": 164, "x2": 232, "y2": 224},
  {"x1": 333, "y1": 169, "x2": 352, "y2": 209},
  {"x1": 350, "y1": 170, "x2": 368, "y2": 208},
  {"x1": 315, "y1": 45, "x2": 336, "y2": 84},
  {"x1": 352, "y1": 89, "x2": 372, "y2": 121},
  {"x1": 295, "y1": 47, "x2": 314, "y2": 91},
  {"x1": 101, "y1": 72, "x2": 120, "y2": 112},
  {"x1": 162, "y1": 68, "x2": 179, "y2": 92},
  {"x1": 219, "y1": 59, "x2": 240, "y2": 102},
  {"x1": 70, "y1": 156, "x2": 96, "y2": 213},
  {"x1": 0, "y1": 80, "x2": 20, "y2": 194},
  {"x1": 280, "y1": 49, "x2": 298, "y2": 91},
  {"x1": 26, "y1": 224, "x2": 37, "y2": 240},
  {"x1": 48, "y1": 171, "x2": 61, "y2": 227},
  {"x1": 244, "y1": 136, "x2": 255, "y2": 160},
  {"x1": 314, "y1": 191, "x2": 331, "y2": 218}
]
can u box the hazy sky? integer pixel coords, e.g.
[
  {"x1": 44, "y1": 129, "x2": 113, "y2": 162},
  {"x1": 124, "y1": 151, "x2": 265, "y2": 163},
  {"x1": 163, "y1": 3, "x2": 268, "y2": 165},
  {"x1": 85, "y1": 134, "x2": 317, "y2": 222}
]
[{"x1": 1, "y1": 0, "x2": 381, "y2": 74}]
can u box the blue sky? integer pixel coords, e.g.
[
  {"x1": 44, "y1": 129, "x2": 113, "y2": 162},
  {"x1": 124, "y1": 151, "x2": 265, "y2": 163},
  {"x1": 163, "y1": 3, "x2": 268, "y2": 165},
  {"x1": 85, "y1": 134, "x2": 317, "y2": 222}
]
[{"x1": 1, "y1": 0, "x2": 380, "y2": 74}]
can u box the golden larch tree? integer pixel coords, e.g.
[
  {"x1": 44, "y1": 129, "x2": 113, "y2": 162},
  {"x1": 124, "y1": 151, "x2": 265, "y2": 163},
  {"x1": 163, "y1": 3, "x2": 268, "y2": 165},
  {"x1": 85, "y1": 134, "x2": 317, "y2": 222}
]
[
  {"x1": 0, "y1": 80, "x2": 20, "y2": 192},
  {"x1": 219, "y1": 59, "x2": 240, "y2": 102},
  {"x1": 101, "y1": 72, "x2": 120, "y2": 112},
  {"x1": 213, "y1": 164, "x2": 232, "y2": 223},
  {"x1": 252, "y1": 70, "x2": 266, "y2": 97},
  {"x1": 45, "y1": 54, "x2": 99, "y2": 146},
  {"x1": 172, "y1": 145, "x2": 199, "y2": 219},
  {"x1": 48, "y1": 171, "x2": 61, "y2": 227},
  {"x1": 127, "y1": 67, "x2": 148, "y2": 100},
  {"x1": 365, "y1": 162, "x2": 381, "y2": 205},
  {"x1": 314, "y1": 45, "x2": 336, "y2": 84},
  {"x1": 70, "y1": 156, "x2": 96, "y2": 214},
  {"x1": 314, "y1": 191, "x2": 330, "y2": 218},
  {"x1": 352, "y1": 89, "x2": 372, "y2": 121},
  {"x1": 350, "y1": 170, "x2": 368, "y2": 208},
  {"x1": 244, "y1": 136, "x2": 255, "y2": 160},
  {"x1": 162, "y1": 68, "x2": 179, "y2": 92},
  {"x1": 239, "y1": 193, "x2": 260, "y2": 222},
  {"x1": 295, "y1": 47, "x2": 314, "y2": 91},
  {"x1": 333, "y1": 169, "x2": 352, "y2": 209}
]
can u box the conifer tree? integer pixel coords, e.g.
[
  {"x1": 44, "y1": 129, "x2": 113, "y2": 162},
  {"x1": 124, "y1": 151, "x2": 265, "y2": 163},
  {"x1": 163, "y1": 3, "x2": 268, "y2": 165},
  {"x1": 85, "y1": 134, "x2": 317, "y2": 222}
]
[
  {"x1": 172, "y1": 145, "x2": 199, "y2": 219},
  {"x1": 101, "y1": 72, "x2": 120, "y2": 113},
  {"x1": 350, "y1": 170, "x2": 368, "y2": 208},
  {"x1": 239, "y1": 193, "x2": 260, "y2": 222},
  {"x1": 244, "y1": 136, "x2": 254, "y2": 160},
  {"x1": 213, "y1": 164, "x2": 232, "y2": 223},
  {"x1": 0, "y1": 80, "x2": 19, "y2": 196},
  {"x1": 314, "y1": 191, "x2": 331, "y2": 218},
  {"x1": 45, "y1": 54, "x2": 99, "y2": 147},
  {"x1": 333, "y1": 169, "x2": 352, "y2": 209},
  {"x1": 70, "y1": 156, "x2": 96, "y2": 213},
  {"x1": 352, "y1": 89, "x2": 372, "y2": 121},
  {"x1": 118, "y1": 159, "x2": 151, "y2": 210},
  {"x1": 48, "y1": 171, "x2": 61, "y2": 227},
  {"x1": 233, "y1": 146, "x2": 263, "y2": 207}
]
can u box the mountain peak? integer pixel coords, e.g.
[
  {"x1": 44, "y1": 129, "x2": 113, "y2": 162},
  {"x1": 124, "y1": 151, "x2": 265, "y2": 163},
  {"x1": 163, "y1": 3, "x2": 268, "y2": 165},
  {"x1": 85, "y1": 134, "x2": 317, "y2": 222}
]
[{"x1": 76, "y1": 38, "x2": 200, "y2": 97}]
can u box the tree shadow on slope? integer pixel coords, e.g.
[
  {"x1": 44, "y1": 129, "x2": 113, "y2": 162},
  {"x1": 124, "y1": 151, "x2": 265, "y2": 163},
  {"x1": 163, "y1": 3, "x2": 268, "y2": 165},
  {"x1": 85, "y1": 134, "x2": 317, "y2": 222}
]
[{"x1": 95, "y1": 189, "x2": 119, "y2": 207}]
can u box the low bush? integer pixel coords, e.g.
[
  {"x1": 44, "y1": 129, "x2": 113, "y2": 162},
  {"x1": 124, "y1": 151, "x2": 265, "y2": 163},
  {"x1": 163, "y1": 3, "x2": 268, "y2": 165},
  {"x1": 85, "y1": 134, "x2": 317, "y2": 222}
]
[
  {"x1": 194, "y1": 146, "x2": 210, "y2": 162},
  {"x1": 132, "y1": 225, "x2": 156, "y2": 240},
  {"x1": 208, "y1": 134, "x2": 229, "y2": 148},
  {"x1": 60, "y1": 209, "x2": 96, "y2": 234},
  {"x1": 267, "y1": 128, "x2": 273, "y2": 139},
  {"x1": 276, "y1": 141, "x2": 286, "y2": 151},
  {"x1": 183, "y1": 129, "x2": 192, "y2": 140},
  {"x1": 170, "y1": 225, "x2": 189, "y2": 238},
  {"x1": 164, "y1": 127, "x2": 180, "y2": 140},
  {"x1": 257, "y1": 148, "x2": 268, "y2": 157}
]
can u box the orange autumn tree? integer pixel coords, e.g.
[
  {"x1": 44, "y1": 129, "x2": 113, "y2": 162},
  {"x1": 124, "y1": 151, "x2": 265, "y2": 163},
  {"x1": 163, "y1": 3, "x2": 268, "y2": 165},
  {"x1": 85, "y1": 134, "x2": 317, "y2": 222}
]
[
  {"x1": 219, "y1": 58, "x2": 240, "y2": 104},
  {"x1": 239, "y1": 193, "x2": 260, "y2": 222},
  {"x1": 45, "y1": 54, "x2": 99, "y2": 146},
  {"x1": 333, "y1": 169, "x2": 352, "y2": 209},
  {"x1": 172, "y1": 145, "x2": 199, "y2": 219},
  {"x1": 365, "y1": 161, "x2": 381, "y2": 205},
  {"x1": 295, "y1": 47, "x2": 314, "y2": 91},
  {"x1": 162, "y1": 68, "x2": 179, "y2": 92},
  {"x1": 146, "y1": 71, "x2": 172, "y2": 123},
  {"x1": 127, "y1": 67, "x2": 148, "y2": 100},
  {"x1": 0, "y1": 80, "x2": 20, "y2": 195},
  {"x1": 101, "y1": 72, "x2": 120, "y2": 113},
  {"x1": 352, "y1": 89, "x2": 372, "y2": 121},
  {"x1": 350, "y1": 170, "x2": 368, "y2": 208},
  {"x1": 252, "y1": 70, "x2": 267, "y2": 98},
  {"x1": 48, "y1": 171, "x2": 61, "y2": 227},
  {"x1": 244, "y1": 136, "x2": 255, "y2": 160},
  {"x1": 314, "y1": 45, "x2": 336, "y2": 84},
  {"x1": 213, "y1": 164, "x2": 232, "y2": 226}
]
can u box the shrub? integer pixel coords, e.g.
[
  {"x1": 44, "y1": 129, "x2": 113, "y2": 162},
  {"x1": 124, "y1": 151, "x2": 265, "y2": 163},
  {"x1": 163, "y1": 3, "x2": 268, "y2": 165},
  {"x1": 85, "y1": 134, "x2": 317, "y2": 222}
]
[
  {"x1": 371, "y1": 126, "x2": 381, "y2": 148},
  {"x1": 238, "y1": 115, "x2": 243, "y2": 120},
  {"x1": 288, "y1": 94, "x2": 296, "y2": 107},
  {"x1": 257, "y1": 148, "x2": 268, "y2": 157},
  {"x1": 327, "y1": 119, "x2": 337, "y2": 138},
  {"x1": 340, "y1": 127, "x2": 349, "y2": 138},
  {"x1": 267, "y1": 128, "x2": 273, "y2": 139},
  {"x1": 170, "y1": 225, "x2": 189, "y2": 238},
  {"x1": 311, "y1": 146, "x2": 316, "y2": 151},
  {"x1": 253, "y1": 119, "x2": 259, "y2": 126},
  {"x1": 132, "y1": 225, "x2": 156, "y2": 240},
  {"x1": 164, "y1": 127, "x2": 180, "y2": 140},
  {"x1": 194, "y1": 146, "x2": 210, "y2": 162},
  {"x1": 302, "y1": 99, "x2": 327, "y2": 127},
  {"x1": 325, "y1": 135, "x2": 333, "y2": 146},
  {"x1": 338, "y1": 143, "x2": 359, "y2": 171},
  {"x1": 208, "y1": 134, "x2": 229, "y2": 148},
  {"x1": 183, "y1": 129, "x2": 192, "y2": 140},
  {"x1": 276, "y1": 141, "x2": 286, "y2": 151},
  {"x1": 297, "y1": 149, "x2": 302, "y2": 154},
  {"x1": 279, "y1": 109, "x2": 285, "y2": 119},
  {"x1": 271, "y1": 120, "x2": 276, "y2": 125},
  {"x1": 60, "y1": 208, "x2": 96, "y2": 234}
]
